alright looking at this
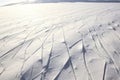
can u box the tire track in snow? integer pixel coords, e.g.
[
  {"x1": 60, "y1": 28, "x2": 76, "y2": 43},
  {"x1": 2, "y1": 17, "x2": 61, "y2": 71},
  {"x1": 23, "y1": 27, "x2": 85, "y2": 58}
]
[
  {"x1": 61, "y1": 27, "x2": 77, "y2": 80},
  {"x1": 93, "y1": 12, "x2": 120, "y2": 75},
  {"x1": 82, "y1": 36, "x2": 93, "y2": 80},
  {"x1": 88, "y1": 28, "x2": 101, "y2": 58},
  {"x1": 24, "y1": 25, "x2": 54, "y2": 62},
  {"x1": 54, "y1": 58, "x2": 71, "y2": 80},
  {"x1": 0, "y1": 63, "x2": 5, "y2": 76},
  {"x1": 69, "y1": 39, "x2": 82, "y2": 49},
  {"x1": 98, "y1": 35, "x2": 119, "y2": 74},
  {"x1": 102, "y1": 62, "x2": 107, "y2": 80},
  {"x1": 93, "y1": 27, "x2": 120, "y2": 75},
  {"x1": 40, "y1": 34, "x2": 54, "y2": 80},
  {"x1": 0, "y1": 20, "x2": 39, "y2": 59}
]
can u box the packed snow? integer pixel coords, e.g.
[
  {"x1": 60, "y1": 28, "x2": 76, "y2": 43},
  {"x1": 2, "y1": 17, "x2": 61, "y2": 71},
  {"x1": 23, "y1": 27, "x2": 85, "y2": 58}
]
[{"x1": 0, "y1": 2, "x2": 120, "y2": 80}]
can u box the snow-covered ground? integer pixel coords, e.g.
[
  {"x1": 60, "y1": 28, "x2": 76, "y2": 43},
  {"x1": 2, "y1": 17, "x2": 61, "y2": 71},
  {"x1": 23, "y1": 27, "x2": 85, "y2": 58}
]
[{"x1": 0, "y1": 3, "x2": 120, "y2": 80}]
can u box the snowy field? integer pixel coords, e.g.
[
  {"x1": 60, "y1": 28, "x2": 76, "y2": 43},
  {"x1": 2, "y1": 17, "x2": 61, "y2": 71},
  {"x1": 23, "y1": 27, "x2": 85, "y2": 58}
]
[{"x1": 0, "y1": 3, "x2": 120, "y2": 80}]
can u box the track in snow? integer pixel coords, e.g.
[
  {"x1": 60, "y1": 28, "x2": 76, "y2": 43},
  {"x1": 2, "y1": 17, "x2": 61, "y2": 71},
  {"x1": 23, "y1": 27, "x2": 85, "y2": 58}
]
[{"x1": 0, "y1": 3, "x2": 120, "y2": 80}]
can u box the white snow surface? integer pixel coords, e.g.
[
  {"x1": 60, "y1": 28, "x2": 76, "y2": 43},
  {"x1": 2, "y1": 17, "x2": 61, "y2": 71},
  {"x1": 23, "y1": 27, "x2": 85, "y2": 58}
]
[{"x1": 0, "y1": 3, "x2": 120, "y2": 80}]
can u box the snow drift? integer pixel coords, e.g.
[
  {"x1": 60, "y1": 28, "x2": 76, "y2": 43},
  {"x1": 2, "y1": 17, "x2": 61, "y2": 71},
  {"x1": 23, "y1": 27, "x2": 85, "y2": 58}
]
[{"x1": 0, "y1": 2, "x2": 120, "y2": 80}]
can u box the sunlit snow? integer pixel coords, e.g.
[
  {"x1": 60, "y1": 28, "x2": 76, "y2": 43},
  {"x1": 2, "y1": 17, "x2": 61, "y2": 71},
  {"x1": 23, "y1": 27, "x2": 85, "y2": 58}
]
[{"x1": 0, "y1": 2, "x2": 120, "y2": 80}]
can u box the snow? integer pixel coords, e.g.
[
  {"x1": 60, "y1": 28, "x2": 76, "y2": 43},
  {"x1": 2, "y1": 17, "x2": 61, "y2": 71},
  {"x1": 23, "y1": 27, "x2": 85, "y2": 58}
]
[{"x1": 0, "y1": 2, "x2": 120, "y2": 80}]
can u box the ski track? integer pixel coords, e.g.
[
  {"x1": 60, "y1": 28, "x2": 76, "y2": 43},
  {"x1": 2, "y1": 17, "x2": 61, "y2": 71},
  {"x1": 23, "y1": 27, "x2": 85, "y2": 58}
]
[{"x1": 0, "y1": 2, "x2": 120, "y2": 80}]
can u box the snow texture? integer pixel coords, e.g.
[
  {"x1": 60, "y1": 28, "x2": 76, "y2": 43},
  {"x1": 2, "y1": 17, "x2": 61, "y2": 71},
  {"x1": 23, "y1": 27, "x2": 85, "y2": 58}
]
[{"x1": 0, "y1": 2, "x2": 120, "y2": 80}]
